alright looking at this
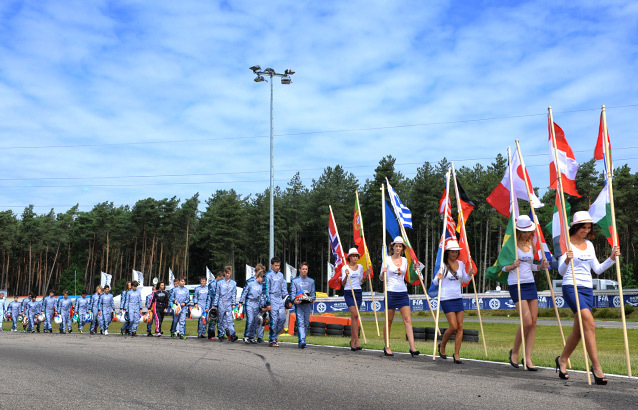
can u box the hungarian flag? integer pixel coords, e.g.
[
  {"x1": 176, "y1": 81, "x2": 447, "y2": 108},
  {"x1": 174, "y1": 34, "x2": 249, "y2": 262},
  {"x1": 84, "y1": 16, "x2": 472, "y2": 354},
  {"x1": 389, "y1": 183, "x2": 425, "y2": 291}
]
[
  {"x1": 595, "y1": 112, "x2": 613, "y2": 174},
  {"x1": 328, "y1": 209, "x2": 345, "y2": 290},
  {"x1": 353, "y1": 195, "x2": 373, "y2": 278},
  {"x1": 549, "y1": 120, "x2": 581, "y2": 197},
  {"x1": 589, "y1": 183, "x2": 616, "y2": 246},
  {"x1": 546, "y1": 194, "x2": 571, "y2": 256},
  {"x1": 487, "y1": 150, "x2": 543, "y2": 218},
  {"x1": 485, "y1": 216, "x2": 516, "y2": 285}
]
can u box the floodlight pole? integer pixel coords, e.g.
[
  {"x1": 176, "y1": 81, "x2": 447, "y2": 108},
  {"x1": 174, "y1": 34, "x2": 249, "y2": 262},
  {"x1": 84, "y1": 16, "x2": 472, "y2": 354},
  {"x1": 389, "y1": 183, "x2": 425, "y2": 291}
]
[{"x1": 251, "y1": 67, "x2": 294, "y2": 262}]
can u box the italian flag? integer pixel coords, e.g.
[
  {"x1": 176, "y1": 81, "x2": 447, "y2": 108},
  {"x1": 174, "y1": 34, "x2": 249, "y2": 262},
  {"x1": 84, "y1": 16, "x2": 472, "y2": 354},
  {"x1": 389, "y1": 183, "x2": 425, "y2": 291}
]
[{"x1": 589, "y1": 183, "x2": 616, "y2": 246}]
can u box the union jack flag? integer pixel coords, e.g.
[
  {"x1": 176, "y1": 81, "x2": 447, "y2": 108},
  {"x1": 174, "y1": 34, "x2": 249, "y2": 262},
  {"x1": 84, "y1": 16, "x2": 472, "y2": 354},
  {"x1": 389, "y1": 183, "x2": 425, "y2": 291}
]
[{"x1": 328, "y1": 209, "x2": 345, "y2": 290}]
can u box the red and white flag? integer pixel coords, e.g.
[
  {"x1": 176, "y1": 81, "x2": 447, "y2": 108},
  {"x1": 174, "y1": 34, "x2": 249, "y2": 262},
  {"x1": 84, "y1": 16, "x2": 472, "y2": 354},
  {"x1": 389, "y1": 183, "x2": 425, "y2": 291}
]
[
  {"x1": 549, "y1": 120, "x2": 581, "y2": 197},
  {"x1": 594, "y1": 112, "x2": 613, "y2": 175},
  {"x1": 486, "y1": 152, "x2": 543, "y2": 218}
]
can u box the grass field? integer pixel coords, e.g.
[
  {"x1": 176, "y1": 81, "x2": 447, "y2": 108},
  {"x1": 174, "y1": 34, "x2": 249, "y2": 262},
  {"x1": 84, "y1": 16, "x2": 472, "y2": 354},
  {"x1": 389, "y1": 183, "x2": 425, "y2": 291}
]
[{"x1": 4, "y1": 310, "x2": 636, "y2": 376}]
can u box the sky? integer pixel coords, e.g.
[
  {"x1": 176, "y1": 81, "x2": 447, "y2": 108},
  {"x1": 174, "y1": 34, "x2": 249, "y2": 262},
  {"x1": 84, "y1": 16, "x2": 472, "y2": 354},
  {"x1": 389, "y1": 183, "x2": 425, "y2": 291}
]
[{"x1": 1, "y1": 0, "x2": 637, "y2": 216}]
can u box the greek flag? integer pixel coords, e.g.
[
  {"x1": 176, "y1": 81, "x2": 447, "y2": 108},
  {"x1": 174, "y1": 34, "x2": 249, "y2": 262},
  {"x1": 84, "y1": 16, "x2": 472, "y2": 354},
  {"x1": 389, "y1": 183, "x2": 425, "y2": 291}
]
[{"x1": 386, "y1": 178, "x2": 413, "y2": 229}]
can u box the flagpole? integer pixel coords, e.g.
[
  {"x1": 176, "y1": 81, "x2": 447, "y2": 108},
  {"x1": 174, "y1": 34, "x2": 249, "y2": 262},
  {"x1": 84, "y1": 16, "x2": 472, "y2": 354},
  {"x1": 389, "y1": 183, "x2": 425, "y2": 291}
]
[
  {"x1": 601, "y1": 105, "x2": 631, "y2": 377},
  {"x1": 515, "y1": 140, "x2": 572, "y2": 369},
  {"x1": 381, "y1": 184, "x2": 390, "y2": 350},
  {"x1": 433, "y1": 169, "x2": 451, "y2": 360},
  {"x1": 355, "y1": 190, "x2": 380, "y2": 337},
  {"x1": 507, "y1": 147, "x2": 528, "y2": 370},
  {"x1": 384, "y1": 178, "x2": 441, "y2": 335},
  {"x1": 451, "y1": 162, "x2": 487, "y2": 357},
  {"x1": 549, "y1": 106, "x2": 591, "y2": 385},
  {"x1": 329, "y1": 205, "x2": 367, "y2": 344}
]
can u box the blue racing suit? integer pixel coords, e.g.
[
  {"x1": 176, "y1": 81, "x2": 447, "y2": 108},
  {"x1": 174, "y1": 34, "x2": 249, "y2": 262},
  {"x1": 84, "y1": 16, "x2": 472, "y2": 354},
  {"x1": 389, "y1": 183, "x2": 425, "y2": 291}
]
[
  {"x1": 240, "y1": 279, "x2": 264, "y2": 339},
  {"x1": 100, "y1": 293, "x2": 115, "y2": 331},
  {"x1": 205, "y1": 280, "x2": 223, "y2": 337},
  {"x1": 120, "y1": 290, "x2": 130, "y2": 333},
  {"x1": 265, "y1": 270, "x2": 288, "y2": 342},
  {"x1": 125, "y1": 289, "x2": 143, "y2": 333},
  {"x1": 27, "y1": 299, "x2": 42, "y2": 332},
  {"x1": 213, "y1": 279, "x2": 237, "y2": 337},
  {"x1": 90, "y1": 292, "x2": 102, "y2": 332},
  {"x1": 169, "y1": 287, "x2": 179, "y2": 334},
  {"x1": 41, "y1": 295, "x2": 57, "y2": 331},
  {"x1": 0, "y1": 297, "x2": 5, "y2": 330},
  {"x1": 193, "y1": 284, "x2": 209, "y2": 336},
  {"x1": 172, "y1": 286, "x2": 190, "y2": 335},
  {"x1": 57, "y1": 297, "x2": 73, "y2": 332},
  {"x1": 21, "y1": 297, "x2": 31, "y2": 330},
  {"x1": 290, "y1": 276, "x2": 316, "y2": 344},
  {"x1": 9, "y1": 301, "x2": 21, "y2": 330},
  {"x1": 75, "y1": 296, "x2": 90, "y2": 331}
]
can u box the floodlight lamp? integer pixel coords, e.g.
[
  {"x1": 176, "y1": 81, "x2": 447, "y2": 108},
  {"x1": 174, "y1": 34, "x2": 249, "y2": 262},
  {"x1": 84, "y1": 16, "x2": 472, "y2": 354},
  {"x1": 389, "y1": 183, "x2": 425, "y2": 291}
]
[
  {"x1": 264, "y1": 68, "x2": 275, "y2": 74},
  {"x1": 281, "y1": 77, "x2": 292, "y2": 84},
  {"x1": 285, "y1": 69, "x2": 295, "y2": 75},
  {"x1": 254, "y1": 75, "x2": 265, "y2": 82},
  {"x1": 250, "y1": 65, "x2": 261, "y2": 72}
]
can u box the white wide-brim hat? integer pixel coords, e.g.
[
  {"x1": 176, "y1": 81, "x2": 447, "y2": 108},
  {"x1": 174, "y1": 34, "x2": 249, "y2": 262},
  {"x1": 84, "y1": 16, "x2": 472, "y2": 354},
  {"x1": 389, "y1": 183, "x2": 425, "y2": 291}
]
[
  {"x1": 516, "y1": 215, "x2": 536, "y2": 232},
  {"x1": 571, "y1": 211, "x2": 593, "y2": 226},
  {"x1": 391, "y1": 236, "x2": 405, "y2": 246},
  {"x1": 445, "y1": 240, "x2": 462, "y2": 251},
  {"x1": 347, "y1": 247, "x2": 360, "y2": 257}
]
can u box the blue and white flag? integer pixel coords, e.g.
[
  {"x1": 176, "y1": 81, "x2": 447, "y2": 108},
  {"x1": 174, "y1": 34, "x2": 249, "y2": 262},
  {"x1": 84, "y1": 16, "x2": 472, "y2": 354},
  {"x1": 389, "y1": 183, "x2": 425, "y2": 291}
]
[
  {"x1": 206, "y1": 267, "x2": 214, "y2": 284},
  {"x1": 100, "y1": 272, "x2": 112, "y2": 288},
  {"x1": 386, "y1": 178, "x2": 413, "y2": 229},
  {"x1": 168, "y1": 268, "x2": 175, "y2": 285},
  {"x1": 133, "y1": 270, "x2": 144, "y2": 288}
]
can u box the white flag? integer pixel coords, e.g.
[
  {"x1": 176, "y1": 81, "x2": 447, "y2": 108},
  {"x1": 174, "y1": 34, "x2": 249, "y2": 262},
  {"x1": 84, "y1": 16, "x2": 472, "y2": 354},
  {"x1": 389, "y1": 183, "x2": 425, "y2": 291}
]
[
  {"x1": 327, "y1": 262, "x2": 335, "y2": 279},
  {"x1": 206, "y1": 267, "x2": 214, "y2": 284},
  {"x1": 133, "y1": 270, "x2": 144, "y2": 288},
  {"x1": 246, "y1": 265, "x2": 255, "y2": 282},
  {"x1": 100, "y1": 272, "x2": 112, "y2": 288},
  {"x1": 169, "y1": 268, "x2": 175, "y2": 285},
  {"x1": 285, "y1": 263, "x2": 297, "y2": 283}
]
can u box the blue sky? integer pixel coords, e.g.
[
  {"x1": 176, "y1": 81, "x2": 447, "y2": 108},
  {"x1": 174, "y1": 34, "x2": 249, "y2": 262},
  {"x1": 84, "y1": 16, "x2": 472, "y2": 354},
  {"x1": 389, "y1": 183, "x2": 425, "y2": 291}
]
[{"x1": 0, "y1": 0, "x2": 637, "y2": 215}]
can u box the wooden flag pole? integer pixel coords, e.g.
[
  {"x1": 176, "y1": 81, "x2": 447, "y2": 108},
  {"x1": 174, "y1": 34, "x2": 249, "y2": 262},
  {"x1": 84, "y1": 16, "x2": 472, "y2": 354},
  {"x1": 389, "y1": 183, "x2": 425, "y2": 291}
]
[
  {"x1": 601, "y1": 105, "x2": 631, "y2": 377},
  {"x1": 451, "y1": 162, "x2": 488, "y2": 357},
  {"x1": 329, "y1": 205, "x2": 366, "y2": 344},
  {"x1": 515, "y1": 140, "x2": 572, "y2": 369},
  {"x1": 385, "y1": 178, "x2": 440, "y2": 334},
  {"x1": 381, "y1": 184, "x2": 390, "y2": 350},
  {"x1": 549, "y1": 106, "x2": 591, "y2": 385},
  {"x1": 355, "y1": 190, "x2": 380, "y2": 337},
  {"x1": 433, "y1": 169, "x2": 451, "y2": 360},
  {"x1": 507, "y1": 147, "x2": 528, "y2": 370}
]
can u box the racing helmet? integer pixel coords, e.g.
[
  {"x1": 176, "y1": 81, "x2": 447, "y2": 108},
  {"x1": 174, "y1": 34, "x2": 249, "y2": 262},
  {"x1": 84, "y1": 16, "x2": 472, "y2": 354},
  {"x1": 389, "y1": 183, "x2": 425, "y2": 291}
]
[
  {"x1": 257, "y1": 310, "x2": 269, "y2": 327},
  {"x1": 72, "y1": 314, "x2": 79, "y2": 323},
  {"x1": 190, "y1": 307, "x2": 202, "y2": 319},
  {"x1": 86, "y1": 312, "x2": 93, "y2": 323},
  {"x1": 54, "y1": 315, "x2": 62, "y2": 324},
  {"x1": 283, "y1": 294, "x2": 293, "y2": 310},
  {"x1": 172, "y1": 303, "x2": 181, "y2": 315},
  {"x1": 116, "y1": 312, "x2": 126, "y2": 323},
  {"x1": 207, "y1": 307, "x2": 218, "y2": 322}
]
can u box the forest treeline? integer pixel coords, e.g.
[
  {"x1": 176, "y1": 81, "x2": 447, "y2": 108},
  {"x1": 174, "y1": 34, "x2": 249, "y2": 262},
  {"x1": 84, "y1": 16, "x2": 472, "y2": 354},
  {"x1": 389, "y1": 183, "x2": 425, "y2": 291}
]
[{"x1": 1, "y1": 155, "x2": 636, "y2": 296}]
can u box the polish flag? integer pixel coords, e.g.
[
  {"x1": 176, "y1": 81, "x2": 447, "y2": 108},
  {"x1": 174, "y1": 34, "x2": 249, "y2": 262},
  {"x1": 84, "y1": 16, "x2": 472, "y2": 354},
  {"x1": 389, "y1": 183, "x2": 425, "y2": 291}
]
[{"x1": 549, "y1": 120, "x2": 581, "y2": 197}]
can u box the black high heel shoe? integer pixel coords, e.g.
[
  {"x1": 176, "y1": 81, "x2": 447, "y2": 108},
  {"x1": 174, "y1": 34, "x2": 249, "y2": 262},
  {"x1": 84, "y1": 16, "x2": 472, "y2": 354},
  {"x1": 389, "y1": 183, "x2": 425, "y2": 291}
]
[
  {"x1": 555, "y1": 356, "x2": 569, "y2": 380},
  {"x1": 350, "y1": 341, "x2": 356, "y2": 352},
  {"x1": 409, "y1": 349, "x2": 420, "y2": 357},
  {"x1": 591, "y1": 369, "x2": 608, "y2": 385},
  {"x1": 383, "y1": 347, "x2": 394, "y2": 357},
  {"x1": 356, "y1": 346, "x2": 362, "y2": 351},
  {"x1": 521, "y1": 358, "x2": 537, "y2": 371},
  {"x1": 453, "y1": 354, "x2": 463, "y2": 364},
  {"x1": 509, "y1": 349, "x2": 519, "y2": 369},
  {"x1": 438, "y1": 343, "x2": 447, "y2": 360}
]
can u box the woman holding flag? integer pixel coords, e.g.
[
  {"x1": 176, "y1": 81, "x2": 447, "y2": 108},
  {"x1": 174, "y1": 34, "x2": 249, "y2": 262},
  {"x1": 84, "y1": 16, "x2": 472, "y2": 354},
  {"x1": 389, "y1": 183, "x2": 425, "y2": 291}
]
[
  {"x1": 380, "y1": 237, "x2": 419, "y2": 357},
  {"x1": 342, "y1": 248, "x2": 370, "y2": 351},
  {"x1": 556, "y1": 211, "x2": 619, "y2": 385},
  {"x1": 503, "y1": 215, "x2": 548, "y2": 370},
  {"x1": 433, "y1": 240, "x2": 473, "y2": 364}
]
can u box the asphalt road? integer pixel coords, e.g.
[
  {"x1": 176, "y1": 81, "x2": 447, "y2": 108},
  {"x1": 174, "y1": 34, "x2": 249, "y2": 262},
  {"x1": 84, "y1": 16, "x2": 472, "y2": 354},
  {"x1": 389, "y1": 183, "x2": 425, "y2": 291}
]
[{"x1": 1, "y1": 332, "x2": 636, "y2": 409}]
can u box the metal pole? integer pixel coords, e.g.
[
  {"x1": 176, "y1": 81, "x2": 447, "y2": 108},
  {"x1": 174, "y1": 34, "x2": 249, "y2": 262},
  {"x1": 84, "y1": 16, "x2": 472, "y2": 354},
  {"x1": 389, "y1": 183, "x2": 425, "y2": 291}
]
[{"x1": 269, "y1": 74, "x2": 275, "y2": 262}]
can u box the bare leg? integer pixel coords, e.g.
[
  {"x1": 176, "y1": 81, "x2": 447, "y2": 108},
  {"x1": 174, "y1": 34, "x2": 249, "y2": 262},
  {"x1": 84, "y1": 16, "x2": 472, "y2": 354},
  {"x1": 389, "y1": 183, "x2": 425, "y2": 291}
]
[
  {"x1": 383, "y1": 309, "x2": 396, "y2": 354},
  {"x1": 524, "y1": 300, "x2": 538, "y2": 367},
  {"x1": 349, "y1": 306, "x2": 360, "y2": 348},
  {"x1": 440, "y1": 311, "x2": 458, "y2": 355},
  {"x1": 453, "y1": 311, "x2": 464, "y2": 358},
  {"x1": 399, "y1": 305, "x2": 416, "y2": 351}
]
